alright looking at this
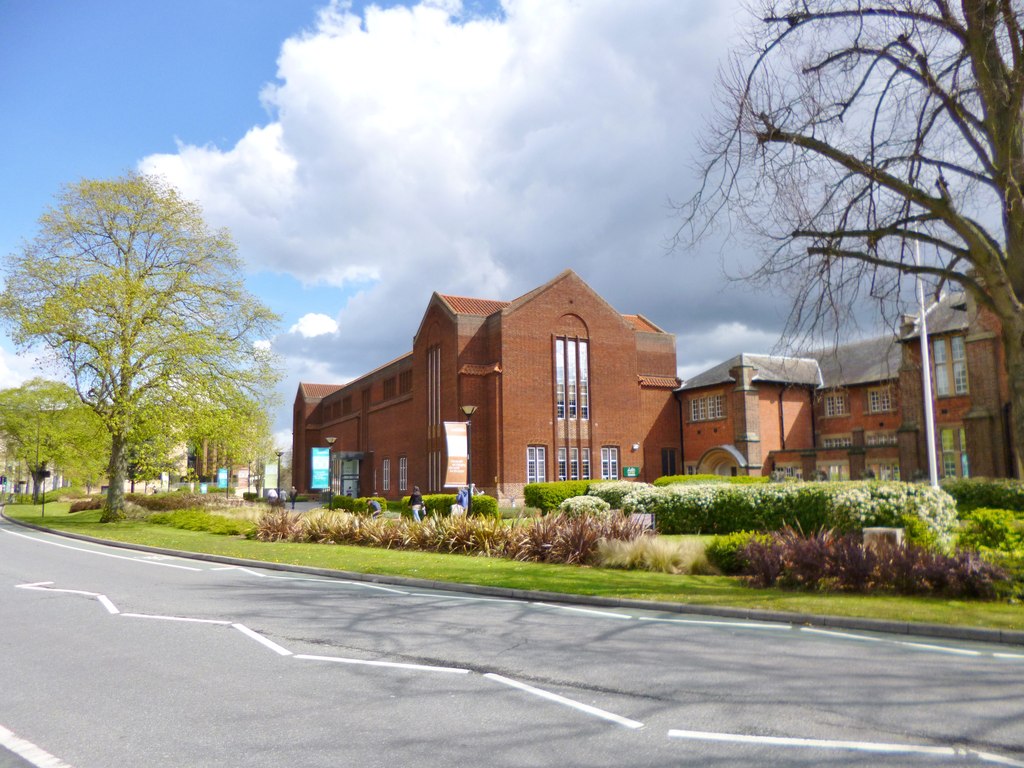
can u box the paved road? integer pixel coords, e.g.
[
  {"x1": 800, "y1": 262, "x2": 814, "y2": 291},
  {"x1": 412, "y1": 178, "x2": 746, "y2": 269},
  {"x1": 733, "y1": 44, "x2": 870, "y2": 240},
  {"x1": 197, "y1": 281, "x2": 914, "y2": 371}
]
[{"x1": 1, "y1": 516, "x2": 1023, "y2": 767}]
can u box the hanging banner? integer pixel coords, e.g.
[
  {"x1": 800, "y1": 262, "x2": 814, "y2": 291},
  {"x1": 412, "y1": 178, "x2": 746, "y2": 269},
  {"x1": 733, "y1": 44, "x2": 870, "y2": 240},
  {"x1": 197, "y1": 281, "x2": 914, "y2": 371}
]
[
  {"x1": 311, "y1": 447, "x2": 330, "y2": 489},
  {"x1": 443, "y1": 421, "x2": 468, "y2": 487},
  {"x1": 217, "y1": 468, "x2": 228, "y2": 489}
]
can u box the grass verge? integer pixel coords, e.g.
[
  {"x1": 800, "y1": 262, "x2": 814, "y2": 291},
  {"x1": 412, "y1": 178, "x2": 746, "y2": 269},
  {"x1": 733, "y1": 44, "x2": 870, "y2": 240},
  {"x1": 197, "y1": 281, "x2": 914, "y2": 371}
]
[{"x1": 5, "y1": 504, "x2": 1022, "y2": 631}]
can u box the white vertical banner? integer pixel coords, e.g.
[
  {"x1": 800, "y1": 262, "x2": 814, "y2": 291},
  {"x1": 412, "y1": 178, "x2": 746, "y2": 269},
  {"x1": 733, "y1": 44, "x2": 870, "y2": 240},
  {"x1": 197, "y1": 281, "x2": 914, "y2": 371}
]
[{"x1": 444, "y1": 421, "x2": 468, "y2": 487}]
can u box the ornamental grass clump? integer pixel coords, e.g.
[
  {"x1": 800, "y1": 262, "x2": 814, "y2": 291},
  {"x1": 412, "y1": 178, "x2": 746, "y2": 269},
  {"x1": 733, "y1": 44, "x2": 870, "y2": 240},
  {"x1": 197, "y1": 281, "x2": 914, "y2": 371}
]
[{"x1": 596, "y1": 536, "x2": 710, "y2": 574}]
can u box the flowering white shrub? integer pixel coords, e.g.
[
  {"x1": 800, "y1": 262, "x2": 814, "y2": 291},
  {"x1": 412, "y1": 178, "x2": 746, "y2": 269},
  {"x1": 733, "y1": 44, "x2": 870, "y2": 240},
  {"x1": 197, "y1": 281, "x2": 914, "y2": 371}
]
[
  {"x1": 617, "y1": 479, "x2": 957, "y2": 542},
  {"x1": 587, "y1": 480, "x2": 641, "y2": 509},
  {"x1": 558, "y1": 495, "x2": 612, "y2": 518}
]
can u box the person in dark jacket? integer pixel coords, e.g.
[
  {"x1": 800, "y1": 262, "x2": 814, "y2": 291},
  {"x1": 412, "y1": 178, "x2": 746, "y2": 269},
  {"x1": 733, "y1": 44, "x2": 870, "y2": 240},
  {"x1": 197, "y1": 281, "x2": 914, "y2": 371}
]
[{"x1": 409, "y1": 486, "x2": 424, "y2": 521}]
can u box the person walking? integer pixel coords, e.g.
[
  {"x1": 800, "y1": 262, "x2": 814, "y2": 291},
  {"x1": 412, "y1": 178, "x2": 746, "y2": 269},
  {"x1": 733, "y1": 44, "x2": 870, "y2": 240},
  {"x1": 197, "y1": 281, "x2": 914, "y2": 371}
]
[{"x1": 409, "y1": 486, "x2": 424, "y2": 522}]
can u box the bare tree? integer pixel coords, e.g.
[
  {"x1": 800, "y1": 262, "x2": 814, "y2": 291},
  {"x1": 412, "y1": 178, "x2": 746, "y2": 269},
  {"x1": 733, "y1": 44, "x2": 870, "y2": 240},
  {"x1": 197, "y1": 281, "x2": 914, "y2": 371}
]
[{"x1": 682, "y1": 0, "x2": 1024, "y2": 473}]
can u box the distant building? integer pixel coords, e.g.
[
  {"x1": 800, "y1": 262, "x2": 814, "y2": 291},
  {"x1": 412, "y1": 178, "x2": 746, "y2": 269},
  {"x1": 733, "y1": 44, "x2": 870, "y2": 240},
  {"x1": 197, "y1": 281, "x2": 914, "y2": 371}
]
[{"x1": 292, "y1": 270, "x2": 682, "y2": 503}]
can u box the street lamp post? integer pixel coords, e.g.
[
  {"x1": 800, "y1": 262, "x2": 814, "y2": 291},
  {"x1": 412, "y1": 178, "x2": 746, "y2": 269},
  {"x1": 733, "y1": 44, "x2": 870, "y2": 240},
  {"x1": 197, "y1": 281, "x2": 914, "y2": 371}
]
[
  {"x1": 275, "y1": 450, "x2": 283, "y2": 500},
  {"x1": 460, "y1": 405, "x2": 477, "y2": 515},
  {"x1": 325, "y1": 436, "x2": 336, "y2": 509}
]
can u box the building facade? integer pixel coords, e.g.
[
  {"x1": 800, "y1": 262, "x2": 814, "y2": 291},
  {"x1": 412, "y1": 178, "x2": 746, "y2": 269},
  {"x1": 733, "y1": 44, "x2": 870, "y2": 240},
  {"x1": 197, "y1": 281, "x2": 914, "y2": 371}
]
[
  {"x1": 679, "y1": 292, "x2": 1018, "y2": 480},
  {"x1": 292, "y1": 271, "x2": 682, "y2": 503}
]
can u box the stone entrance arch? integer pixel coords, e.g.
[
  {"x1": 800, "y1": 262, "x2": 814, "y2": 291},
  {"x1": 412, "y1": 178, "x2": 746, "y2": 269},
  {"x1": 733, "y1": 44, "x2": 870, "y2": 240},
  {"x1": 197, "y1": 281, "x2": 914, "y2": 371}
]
[{"x1": 697, "y1": 445, "x2": 747, "y2": 476}]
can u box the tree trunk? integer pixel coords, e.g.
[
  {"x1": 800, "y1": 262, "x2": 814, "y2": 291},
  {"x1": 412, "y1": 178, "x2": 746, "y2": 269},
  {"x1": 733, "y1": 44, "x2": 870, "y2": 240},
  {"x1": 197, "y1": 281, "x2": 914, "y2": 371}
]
[
  {"x1": 1003, "y1": 317, "x2": 1024, "y2": 479},
  {"x1": 102, "y1": 432, "x2": 128, "y2": 522}
]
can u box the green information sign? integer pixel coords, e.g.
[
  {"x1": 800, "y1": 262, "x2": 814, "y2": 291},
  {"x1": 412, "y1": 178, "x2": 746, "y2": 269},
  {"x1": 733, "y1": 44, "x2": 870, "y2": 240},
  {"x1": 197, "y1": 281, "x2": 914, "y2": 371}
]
[{"x1": 623, "y1": 466, "x2": 641, "y2": 478}]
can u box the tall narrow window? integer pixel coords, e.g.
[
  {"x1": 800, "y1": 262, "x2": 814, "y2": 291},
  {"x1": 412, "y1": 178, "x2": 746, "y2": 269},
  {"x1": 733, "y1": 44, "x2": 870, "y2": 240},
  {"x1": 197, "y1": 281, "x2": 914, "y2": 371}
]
[
  {"x1": 579, "y1": 342, "x2": 589, "y2": 420},
  {"x1": 600, "y1": 447, "x2": 619, "y2": 480},
  {"x1": 382, "y1": 458, "x2": 391, "y2": 492},
  {"x1": 555, "y1": 339, "x2": 566, "y2": 420},
  {"x1": 581, "y1": 448, "x2": 591, "y2": 480},
  {"x1": 933, "y1": 336, "x2": 969, "y2": 396},
  {"x1": 554, "y1": 337, "x2": 589, "y2": 422},
  {"x1": 557, "y1": 447, "x2": 567, "y2": 481},
  {"x1": 399, "y1": 456, "x2": 408, "y2": 491},
  {"x1": 940, "y1": 427, "x2": 969, "y2": 478},
  {"x1": 527, "y1": 446, "x2": 547, "y2": 484},
  {"x1": 427, "y1": 345, "x2": 442, "y2": 428},
  {"x1": 570, "y1": 447, "x2": 580, "y2": 480}
]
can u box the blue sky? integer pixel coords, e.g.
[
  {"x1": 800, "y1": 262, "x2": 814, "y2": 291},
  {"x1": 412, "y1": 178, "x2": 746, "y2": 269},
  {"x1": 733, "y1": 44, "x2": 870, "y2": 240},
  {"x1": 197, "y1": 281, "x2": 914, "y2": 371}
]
[{"x1": 1, "y1": 0, "x2": 784, "y2": 447}]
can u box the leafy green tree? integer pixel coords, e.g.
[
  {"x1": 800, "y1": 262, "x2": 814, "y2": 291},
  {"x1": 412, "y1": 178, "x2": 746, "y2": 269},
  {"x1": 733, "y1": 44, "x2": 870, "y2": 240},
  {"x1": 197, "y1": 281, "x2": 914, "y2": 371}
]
[
  {"x1": 0, "y1": 173, "x2": 279, "y2": 520},
  {"x1": 0, "y1": 378, "x2": 108, "y2": 500},
  {"x1": 684, "y1": 0, "x2": 1024, "y2": 473}
]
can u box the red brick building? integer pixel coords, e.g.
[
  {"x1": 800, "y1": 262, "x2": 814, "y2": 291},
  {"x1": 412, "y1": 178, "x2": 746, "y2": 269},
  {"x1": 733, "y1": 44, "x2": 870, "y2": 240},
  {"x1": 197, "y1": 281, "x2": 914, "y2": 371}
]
[
  {"x1": 292, "y1": 271, "x2": 682, "y2": 503},
  {"x1": 679, "y1": 291, "x2": 1017, "y2": 480}
]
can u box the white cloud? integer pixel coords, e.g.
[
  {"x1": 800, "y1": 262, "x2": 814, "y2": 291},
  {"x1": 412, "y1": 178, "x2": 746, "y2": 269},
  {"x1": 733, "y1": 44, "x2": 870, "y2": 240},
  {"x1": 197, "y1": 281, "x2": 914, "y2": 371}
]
[
  {"x1": 139, "y1": 0, "x2": 764, "y2": 430},
  {"x1": 0, "y1": 346, "x2": 43, "y2": 390},
  {"x1": 289, "y1": 313, "x2": 339, "y2": 337},
  {"x1": 676, "y1": 322, "x2": 784, "y2": 382}
]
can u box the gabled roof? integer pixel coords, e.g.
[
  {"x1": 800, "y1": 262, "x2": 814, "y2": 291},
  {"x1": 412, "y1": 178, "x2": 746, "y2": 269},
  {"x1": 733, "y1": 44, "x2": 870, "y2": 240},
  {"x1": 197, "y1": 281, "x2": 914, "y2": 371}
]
[
  {"x1": 680, "y1": 353, "x2": 822, "y2": 391},
  {"x1": 624, "y1": 314, "x2": 664, "y2": 333},
  {"x1": 437, "y1": 295, "x2": 509, "y2": 317},
  {"x1": 814, "y1": 336, "x2": 901, "y2": 388},
  {"x1": 900, "y1": 291, "x2": 968, "y2": 339},
  {"x1": 297, "y1": 383, "x2": 343, "y2": 401}
]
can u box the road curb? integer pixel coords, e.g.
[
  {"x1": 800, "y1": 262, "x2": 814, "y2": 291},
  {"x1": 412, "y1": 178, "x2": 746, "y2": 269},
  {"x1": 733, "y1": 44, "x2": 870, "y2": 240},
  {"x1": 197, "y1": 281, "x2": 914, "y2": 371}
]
[{"x1": 4, "y1": 511, "x2": 1023, "y2": 647}]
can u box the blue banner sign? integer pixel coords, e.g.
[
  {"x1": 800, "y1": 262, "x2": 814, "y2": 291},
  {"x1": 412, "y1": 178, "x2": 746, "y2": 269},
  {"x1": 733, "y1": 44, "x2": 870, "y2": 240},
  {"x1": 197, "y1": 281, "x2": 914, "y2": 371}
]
[
  {"x1": 217, "y1": 468, "x2": 228, "y2": 488},
  {"x1": 311, "y1": 447, "x2": 330, "y2": 489}
]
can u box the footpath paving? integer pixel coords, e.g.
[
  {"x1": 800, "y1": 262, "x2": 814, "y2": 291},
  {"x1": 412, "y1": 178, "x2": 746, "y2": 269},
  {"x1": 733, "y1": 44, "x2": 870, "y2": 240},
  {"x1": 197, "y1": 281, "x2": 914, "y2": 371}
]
[{"x1": 4, "y1": 509, "x2": 1023, "y2": 648}]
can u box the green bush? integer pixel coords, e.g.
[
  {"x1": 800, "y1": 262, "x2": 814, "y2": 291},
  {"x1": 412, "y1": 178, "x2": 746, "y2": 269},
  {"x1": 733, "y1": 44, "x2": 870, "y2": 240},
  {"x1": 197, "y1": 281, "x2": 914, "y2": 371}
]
[
  {"x1": 957, "y1": 508, "x2": 1024, "y2": 552},
  {"x1": 705, "y1": 531, "x2": 770, "y2": 574},
  {"x1": 942, "y1": 477, "x2": 1024, "y2": 512},
  {"x1": 328, "y1": 494, "x2": 355, "y2": 511},
  {"x1": 125, "y1": 492, "x2": 210, "y2": 512},
  {"x1": 524, "y1": 481, "x2": 591, "y2": 513},
  {"x1": 148, "y1": 509, "x2": 256, "y2": 536},
  {"x1": 352, "y1": 496, "x2": 387, "y2": 514}
]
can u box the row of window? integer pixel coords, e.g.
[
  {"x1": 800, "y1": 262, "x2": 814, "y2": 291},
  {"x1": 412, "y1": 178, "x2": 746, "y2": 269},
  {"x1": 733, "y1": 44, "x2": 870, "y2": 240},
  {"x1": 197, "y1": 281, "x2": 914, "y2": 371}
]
[
  {"x1": 527, "y1": 445, "x2": 620, "y2": 483},
  {"x1": 820, "y1": 431, "x2": 899, "y2": 449},
  {"x1": 555, "y1": 337, "x2": 591, "y2": 421}
]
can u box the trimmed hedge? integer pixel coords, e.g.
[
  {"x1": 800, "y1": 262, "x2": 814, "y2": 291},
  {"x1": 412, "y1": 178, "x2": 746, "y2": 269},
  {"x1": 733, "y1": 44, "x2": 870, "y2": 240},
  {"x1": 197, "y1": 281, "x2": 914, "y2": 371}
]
[
  {"x1": 524, "y1": 481, "x2": 592, "y2": 513},
  {"x1": 942, "y1": 478, "x2": 1024, "y2": 512},
  {"x1": 654, "y1": 474, "x2": 769, "y2": 486},
  {"x1": 620, "y1": 481, "x2": 958, "y2": 543},
  {"x1": 147, "y1": 509, "x2": 256, "y2": 536}
]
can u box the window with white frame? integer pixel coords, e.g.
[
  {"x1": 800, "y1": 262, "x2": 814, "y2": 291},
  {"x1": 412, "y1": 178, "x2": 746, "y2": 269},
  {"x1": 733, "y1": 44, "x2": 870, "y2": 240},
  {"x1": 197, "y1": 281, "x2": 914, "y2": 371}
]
[
  {"x1": 817, "y1": 462, "x2": 849, "y2": 481},
  {"x1": 868, "y1": 462, "x2": 901, "y2": 481},
  {"x1": 933, "y1": 336, "x2": 968, "y2": 396},
  {"x1": 557, "y1": 447, "x2": 567, "y2": 482},
  {"x1": 600, "y1": 446, "x2": 619, "y2": 480},
  {"x1": 399, "y1": 456, "x2": 408, "y2": 491},
  {"x1": 527, "y1": 446, "x2": 547, "y2": 484},
  {"x1": 821, "y1": 435, "x2": 853, "y2": 449},
  {"x1": 581, "y1": 448, "x2": 591, "y2": 480},
  {"x1": 689, "y1": 393, "x2": 725, "y2": 422},
  {"x1": 570, "y1": 447, "x2": 580, "y2": 480},
  {"x1": 823, "y1": 392, "x2": 849, "y2": 417},
  {"x1": 382, "y1": 458, "x2": 391, "y2": 492},
  {"x1": 775, "y1": 464, "x2": 803, "y2": 479},
  {"x1": 865, "y1": 431, "x2": 898, "y2": 447},
  {"x1": 868, "y1": 386, "x2": 893, "y2": 413}
]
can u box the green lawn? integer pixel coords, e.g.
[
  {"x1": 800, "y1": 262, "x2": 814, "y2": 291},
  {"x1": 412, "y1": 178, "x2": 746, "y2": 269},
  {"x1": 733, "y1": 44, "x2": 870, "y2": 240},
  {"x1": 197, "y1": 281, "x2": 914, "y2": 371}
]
[{"x1": 6, "y1": 503, "x2": 1023, "y2": 631}]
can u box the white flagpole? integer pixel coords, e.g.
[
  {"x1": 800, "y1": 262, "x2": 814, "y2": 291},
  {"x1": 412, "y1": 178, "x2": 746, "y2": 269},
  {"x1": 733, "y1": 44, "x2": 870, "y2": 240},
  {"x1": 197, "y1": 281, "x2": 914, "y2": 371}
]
[{"x1": 915, "y1": 234, "x2": 940, "y2": 487}]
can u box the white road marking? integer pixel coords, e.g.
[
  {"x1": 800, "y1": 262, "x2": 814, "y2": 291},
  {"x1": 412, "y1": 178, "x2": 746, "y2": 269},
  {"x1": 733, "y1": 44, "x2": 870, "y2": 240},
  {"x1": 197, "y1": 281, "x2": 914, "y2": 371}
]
[
  {"x1": 667, "y1": 728, "x2": 956, "y2": 755},
  {"x1": 96, "y1": 595, "x2": 120, "y2": 615},
  {"x1": 801, "y1": 627, "x2": 885, "y2": 642},
  {"x1": 295, "y1": 654, "x2": 470, "y2": 674},
  {"x1": 231, "y1": 623, "x2": 293, "y2": 656},
  {"x1": 16, "y1": 583, "x2": 98, "y2": 597},
  {"x1": 533, "y1": 603, "x2": 633, "y2": 620},
  {"x1": 232, "y1": 566, "x2": 408, "y2": 594},
  {"x1": 641, "y1": 616, "x2": 792, "y2": 631},
  {"x1": 484, "y1": 673, "x2": 644, "y2": 730},
  {"x1": 900, "y1": 641, "x2": 983, "y2": 657},
  {"x1": 994, "y1": 653, "x2": 1024, "y2": 660},
  {"x1": 1, "y1": 528, "x2": 202, "y2": 570},
  {"x1": 0, "y1": 723, "x2": 74, "y2": 768},
  {"x1": 120, "y1": 613, "x2": 231, "y2": 625}
]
